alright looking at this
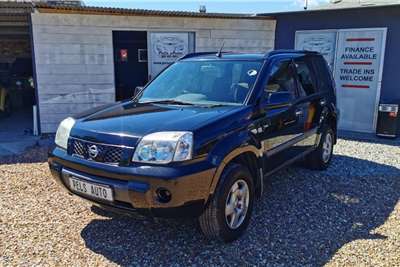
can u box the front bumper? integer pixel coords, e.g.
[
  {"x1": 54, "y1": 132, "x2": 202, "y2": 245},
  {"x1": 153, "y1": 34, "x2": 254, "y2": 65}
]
[{"x1": 48, "y1": 147, "x2": 216, "y2": 218}]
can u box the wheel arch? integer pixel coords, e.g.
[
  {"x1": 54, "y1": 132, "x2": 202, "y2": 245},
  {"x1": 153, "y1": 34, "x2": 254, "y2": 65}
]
[
  {"x1": 320, "y1": 105, "x2": 338, "y2": 144},
  {"x1": 208, "y1": 145, "x2": 264, "y2": 203}
]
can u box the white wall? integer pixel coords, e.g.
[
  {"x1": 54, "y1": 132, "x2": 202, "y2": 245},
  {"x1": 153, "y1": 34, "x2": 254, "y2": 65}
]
[{"x1": 31, "y1": 12, "x2": 276, "y2": 133}]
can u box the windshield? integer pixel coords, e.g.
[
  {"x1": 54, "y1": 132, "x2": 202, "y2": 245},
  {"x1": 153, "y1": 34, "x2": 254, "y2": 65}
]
[{"x1": 138, "y1": 60, "x2": 263, "y2": 106}]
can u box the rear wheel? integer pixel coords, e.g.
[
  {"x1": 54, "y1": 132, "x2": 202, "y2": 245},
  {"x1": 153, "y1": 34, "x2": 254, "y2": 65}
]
[
  {"x1": 305, "y1": 125, "x2": 334, "y2": 170},
  {"x1": 199, "y1": 163, "x2": 254, "y2": 242}
]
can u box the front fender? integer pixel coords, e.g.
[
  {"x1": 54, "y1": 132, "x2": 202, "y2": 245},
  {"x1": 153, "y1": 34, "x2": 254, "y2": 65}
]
[{"x1": 206, "y1": 129, "x2": 263, "y2": 198}]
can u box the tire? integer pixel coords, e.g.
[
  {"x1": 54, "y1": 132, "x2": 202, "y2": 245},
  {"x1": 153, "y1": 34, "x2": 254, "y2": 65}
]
[
  {"x1": 198, "y1": 163, "x2": 255, "y2": 242},
  {"x1": 305, "y1": 125, "x2": 334, "y2": 170}
]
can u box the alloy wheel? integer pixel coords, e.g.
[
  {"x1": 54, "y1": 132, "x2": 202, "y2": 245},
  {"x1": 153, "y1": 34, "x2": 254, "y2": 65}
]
[
  {"x1": 225, "y1": 179, "x2": 250, "y2": 229},
  {"x1": 322, "y1": 132, "x2": 333, "y2": 163}
]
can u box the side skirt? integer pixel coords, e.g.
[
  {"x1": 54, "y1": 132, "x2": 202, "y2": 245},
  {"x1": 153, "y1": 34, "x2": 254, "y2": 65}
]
[{"x1": 263, "y1": 147, "x2": 315, "y2": 179}]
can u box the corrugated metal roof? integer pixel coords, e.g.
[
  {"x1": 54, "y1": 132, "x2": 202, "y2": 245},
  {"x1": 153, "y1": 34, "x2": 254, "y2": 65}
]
[
  {"x1": 0, "y1": 1, "x2": 33, "y2": 14},
  {"x1": 0, "y1": 2, "x2": 31, "y2": 25},
  {"x1": 34, "y1": 3, "x2": 273, "y2": 20}
]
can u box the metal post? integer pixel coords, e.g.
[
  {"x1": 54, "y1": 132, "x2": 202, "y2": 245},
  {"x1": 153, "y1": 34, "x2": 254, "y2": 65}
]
[{"x1": 33, "y1": 105, "x2": 38, "y2": 136}]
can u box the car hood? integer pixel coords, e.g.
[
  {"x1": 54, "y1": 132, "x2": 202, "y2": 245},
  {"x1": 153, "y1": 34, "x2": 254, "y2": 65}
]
[{"x1": 70, "y1": 101, "x2": 241, "y2": 146}]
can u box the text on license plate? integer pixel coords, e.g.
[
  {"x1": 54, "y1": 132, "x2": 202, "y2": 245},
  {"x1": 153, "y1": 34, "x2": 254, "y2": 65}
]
[{"x1": 69, "y1": 177, "x2": 114, "y2": 202}]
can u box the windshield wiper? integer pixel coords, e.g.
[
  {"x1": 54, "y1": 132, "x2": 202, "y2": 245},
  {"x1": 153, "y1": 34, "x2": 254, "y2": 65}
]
[
  {"x1": 143, "y1": 99, "x2": 195, "y2": 106},
  {"x1": 203, "y1": 104, "x2": 228, "y2": 108}
]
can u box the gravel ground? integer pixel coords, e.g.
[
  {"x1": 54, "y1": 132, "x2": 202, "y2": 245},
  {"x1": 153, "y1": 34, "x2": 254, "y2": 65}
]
[{"x1": 1, "y1": 138, "x2": 399, "y2": 266}]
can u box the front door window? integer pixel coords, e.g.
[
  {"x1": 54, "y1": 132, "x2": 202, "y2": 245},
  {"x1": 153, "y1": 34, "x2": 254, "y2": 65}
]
[{"x1": 265, "y1": 60, "x2": 297, "y2": 102}]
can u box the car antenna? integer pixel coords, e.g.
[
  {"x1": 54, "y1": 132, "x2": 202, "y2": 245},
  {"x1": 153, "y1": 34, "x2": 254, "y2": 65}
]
[{"x1": 216, "y1": 41, "x2": 225, "y2": 58}]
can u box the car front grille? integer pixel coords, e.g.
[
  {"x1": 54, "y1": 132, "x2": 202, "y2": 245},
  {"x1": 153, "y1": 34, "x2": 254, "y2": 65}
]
[{"x1": 69, "y1": 138, "x2": 126, "y2": 165}]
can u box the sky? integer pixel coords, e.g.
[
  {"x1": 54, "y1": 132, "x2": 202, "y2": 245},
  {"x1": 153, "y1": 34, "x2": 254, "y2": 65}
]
[{"x1": 84, "y1": 0, "x2": 330, "y2": 14}]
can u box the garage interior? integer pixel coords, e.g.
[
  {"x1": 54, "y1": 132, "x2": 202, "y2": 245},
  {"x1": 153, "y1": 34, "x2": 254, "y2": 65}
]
[{"x1": 0, "y1": 3, "x2": 36, "y2": 141}]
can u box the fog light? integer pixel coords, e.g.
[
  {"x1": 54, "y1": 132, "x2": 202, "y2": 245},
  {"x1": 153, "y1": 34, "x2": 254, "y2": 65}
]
[{"x1": 156, "y1": 188, "x2": 172, "y2": 203}]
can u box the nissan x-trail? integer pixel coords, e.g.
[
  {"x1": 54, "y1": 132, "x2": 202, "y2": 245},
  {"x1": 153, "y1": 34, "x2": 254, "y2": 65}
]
[{"x1": 48, "y1": 50, "x2": 338, "y2": 242}]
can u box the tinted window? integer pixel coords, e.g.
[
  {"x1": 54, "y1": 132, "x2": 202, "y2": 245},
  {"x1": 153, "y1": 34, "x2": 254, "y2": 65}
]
[
  {"x1": 311, "y1": 56, "x2": 333, "y2": 93},
  {"x1": 265, "y1": 60, "x2": 296, "y2": 100},
  {"x1": 294, "y1": 60, "x2": 317, "y2": 97}
]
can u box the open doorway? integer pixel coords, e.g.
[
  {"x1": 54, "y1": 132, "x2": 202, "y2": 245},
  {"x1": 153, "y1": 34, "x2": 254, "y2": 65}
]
[
  {"x1": 113, "y1": 31, "x2": 148, "y2": 101},
  {"x1": 0, "y1": 9, "x2": 36, "y2": 142}
]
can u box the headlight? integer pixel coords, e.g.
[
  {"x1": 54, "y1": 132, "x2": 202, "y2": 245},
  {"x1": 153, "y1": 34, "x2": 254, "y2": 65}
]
[
  {"x1": 55, "y1": 117, "x2": 75, "y2": 149},
  {"x1": 133, "y1": 131, "x2": 193, "y2": 164}
]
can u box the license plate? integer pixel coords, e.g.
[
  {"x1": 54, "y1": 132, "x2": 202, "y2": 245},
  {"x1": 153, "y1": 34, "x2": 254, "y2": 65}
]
[{"x1": 68, "y1": 177, "x2": 114, "y2": 202}]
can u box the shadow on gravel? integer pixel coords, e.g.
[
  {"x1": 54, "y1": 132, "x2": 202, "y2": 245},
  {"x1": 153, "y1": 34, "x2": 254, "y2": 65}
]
[
  {"x1": 0, "y1": 145, "x2": 51, "y2": 164},
  {"x1": 81, "y1": 155, "x2": 400, "y2": 266}
]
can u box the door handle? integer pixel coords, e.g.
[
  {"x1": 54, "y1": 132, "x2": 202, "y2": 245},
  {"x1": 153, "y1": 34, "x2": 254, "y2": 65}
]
[{"x1": 295, "y1": 109, "x2": 303, "y2": 117}]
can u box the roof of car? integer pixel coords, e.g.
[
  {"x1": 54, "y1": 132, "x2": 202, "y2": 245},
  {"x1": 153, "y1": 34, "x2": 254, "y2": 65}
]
[
  {"x1": 180, "y1": 50, "x2": 320, "y2": 61},
  {"x1": 180, "y1": 52, "x2": 266, "y2": 61}
]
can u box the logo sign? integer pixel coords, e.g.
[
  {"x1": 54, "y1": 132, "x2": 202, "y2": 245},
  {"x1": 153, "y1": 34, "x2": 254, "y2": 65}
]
[
  {"x1": 149, "y1": 32, "x2": 190, "y2": 78},
  {"x1": 295, "y1": 30, "x2": 337, "y2": 69},
  {"x1": 88, "y1": 145, "x2": 99, "y2": 159}
]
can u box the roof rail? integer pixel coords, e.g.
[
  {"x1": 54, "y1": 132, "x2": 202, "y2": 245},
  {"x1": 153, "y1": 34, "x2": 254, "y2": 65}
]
[
  {"x1": 180, "y1": 50, "x2": 320, "y2": 61},
  {"x1": 179, "y1": 52, "x2": 218, "y2": 60},
  {"x1": 265, "y1": 49, "x2": 320, "y2": 57}
]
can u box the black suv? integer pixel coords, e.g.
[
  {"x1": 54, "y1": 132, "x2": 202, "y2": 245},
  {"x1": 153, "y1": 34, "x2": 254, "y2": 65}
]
[{"x1": 48, "y1": 50, "x2": 338, "y2": 242}]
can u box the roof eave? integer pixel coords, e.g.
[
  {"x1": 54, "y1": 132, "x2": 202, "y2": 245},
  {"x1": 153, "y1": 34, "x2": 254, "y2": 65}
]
[
  {"x1": 257, "y1": 3, "x2": 400, "y2": 17},
  {"x1": 34, "y1": 3, "x2": 274, "y2": 20}
]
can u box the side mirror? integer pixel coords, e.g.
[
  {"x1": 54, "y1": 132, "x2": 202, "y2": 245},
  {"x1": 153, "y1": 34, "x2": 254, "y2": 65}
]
[
  {"x1": 267, "y1": 91, "x2": 293, "y2": 106},
  {"x1": 133, "y1": 86, "x2": 143, "y2": 97}
]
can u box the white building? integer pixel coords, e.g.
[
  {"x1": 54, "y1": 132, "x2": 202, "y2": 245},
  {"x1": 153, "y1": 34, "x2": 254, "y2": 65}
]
[{"x1": 0, "y1": 2, "x2": 275, "y2": 133}]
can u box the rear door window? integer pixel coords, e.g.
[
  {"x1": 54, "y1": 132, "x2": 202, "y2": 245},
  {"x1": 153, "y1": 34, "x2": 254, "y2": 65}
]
[
  {"x1": 294, "y1": 59, "x2": 317, "y2": 97},
  {"x1": 311, "y1": 56, "x2": 333, "y2": 93}
]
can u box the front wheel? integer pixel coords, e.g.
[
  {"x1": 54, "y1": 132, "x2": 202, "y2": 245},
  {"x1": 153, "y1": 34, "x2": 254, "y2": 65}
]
[
  {"x1": 198, "y1": 163, "x2": 254, "y2": 242},
  {"x1": 305, "y1": 125, "x2": 334, "y2": 170}
]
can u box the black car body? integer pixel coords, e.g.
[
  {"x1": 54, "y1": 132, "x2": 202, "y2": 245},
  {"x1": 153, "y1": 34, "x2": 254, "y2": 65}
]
[{"x1": 48, "y1": 50, "x2": 338, "y2": 242}]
